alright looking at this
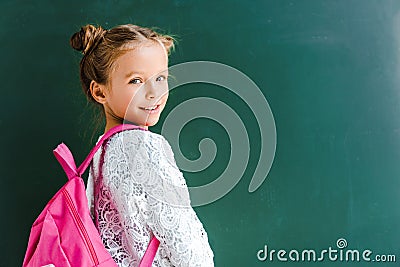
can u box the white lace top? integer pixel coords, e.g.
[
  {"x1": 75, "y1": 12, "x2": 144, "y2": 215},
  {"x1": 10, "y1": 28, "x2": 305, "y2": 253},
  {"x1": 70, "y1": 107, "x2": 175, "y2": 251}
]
[{"x1": 86, "y1": 129, "x2": 214, "y2": 267}]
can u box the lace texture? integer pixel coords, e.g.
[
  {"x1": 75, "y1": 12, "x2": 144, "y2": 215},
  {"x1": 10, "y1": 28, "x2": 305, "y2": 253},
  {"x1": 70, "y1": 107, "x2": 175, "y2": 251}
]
[{"x1": 86, "y1": 129, "x2": 214, "y2": 267}]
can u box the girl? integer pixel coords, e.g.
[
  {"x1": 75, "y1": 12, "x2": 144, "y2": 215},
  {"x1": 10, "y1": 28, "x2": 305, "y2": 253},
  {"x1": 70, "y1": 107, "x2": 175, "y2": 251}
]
[{"x1": 70, "y1": 24, "x2": 214, "y2": 266}]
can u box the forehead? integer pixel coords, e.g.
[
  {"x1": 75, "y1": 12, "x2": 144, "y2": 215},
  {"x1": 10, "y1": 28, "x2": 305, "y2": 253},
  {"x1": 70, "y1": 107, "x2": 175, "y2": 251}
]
[{"x1": 113, "y1": 42, "x2": 168, "y2": 77}]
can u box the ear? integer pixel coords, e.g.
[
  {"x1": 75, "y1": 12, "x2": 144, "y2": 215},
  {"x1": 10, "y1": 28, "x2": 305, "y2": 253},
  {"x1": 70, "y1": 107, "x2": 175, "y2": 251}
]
[{"x1": 90, "y1": 80, "x2": 107, "y2": 104}]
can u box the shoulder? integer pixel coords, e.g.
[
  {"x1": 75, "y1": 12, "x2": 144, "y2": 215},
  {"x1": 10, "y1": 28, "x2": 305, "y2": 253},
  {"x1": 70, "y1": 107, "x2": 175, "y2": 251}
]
[
  {"x1": 106, "y1": 128, "x2": 163, "y2": 142},
  {"x1": 105, "y1": 129, "x2": 190, "y2": 207},
  {"x1": 105, "y1": 129, "x2": 178, "y2": 172},
  {"x1": 103, "y1": 129, "x2": 169, "y2": 155},
  {"x1": 107, "y1": 129, "x2": 168, "y2": 148}
]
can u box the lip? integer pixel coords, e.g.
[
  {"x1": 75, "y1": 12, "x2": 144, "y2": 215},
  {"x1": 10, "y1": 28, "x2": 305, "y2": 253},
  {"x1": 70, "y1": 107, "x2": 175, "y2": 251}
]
[{"x1": 140, "y1": 104, "x2": 162, "y2": 114}]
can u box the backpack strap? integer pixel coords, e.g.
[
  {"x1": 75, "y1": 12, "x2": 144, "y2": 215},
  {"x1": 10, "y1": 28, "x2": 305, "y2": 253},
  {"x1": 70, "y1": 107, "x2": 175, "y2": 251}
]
[
  {"x1": 77, "y1": 123, "x2": 146, "y2": 176},
  {"x1": 53, "y1": 142, "x2": 79, "y2": 180},
  {"x1": 139, "y1": 236, "x2": 160, "y2": 267},
  {"x1": 53, "y1": 123, "x2": 145, "y2": 180}
]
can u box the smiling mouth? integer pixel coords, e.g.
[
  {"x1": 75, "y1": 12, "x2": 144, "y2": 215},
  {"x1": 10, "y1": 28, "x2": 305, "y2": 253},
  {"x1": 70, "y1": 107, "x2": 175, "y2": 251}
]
[{"x1": 140, "y1": 104, "x2": 162, "y2": 114}]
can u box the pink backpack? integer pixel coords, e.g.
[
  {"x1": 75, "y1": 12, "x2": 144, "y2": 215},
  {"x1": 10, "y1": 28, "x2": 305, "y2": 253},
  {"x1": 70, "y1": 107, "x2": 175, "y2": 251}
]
[{"x1": 23, "y1": 124, "x2": 160, "y2": 267}]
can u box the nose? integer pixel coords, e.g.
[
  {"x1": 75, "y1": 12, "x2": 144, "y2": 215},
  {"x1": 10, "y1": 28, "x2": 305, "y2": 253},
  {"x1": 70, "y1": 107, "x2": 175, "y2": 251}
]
[
  {"x1": 144, "y1": 80, "x2": 156, "y2": 100},
  {"x1": 144, "y1": 79, "x2": 167, "y2": 100}
]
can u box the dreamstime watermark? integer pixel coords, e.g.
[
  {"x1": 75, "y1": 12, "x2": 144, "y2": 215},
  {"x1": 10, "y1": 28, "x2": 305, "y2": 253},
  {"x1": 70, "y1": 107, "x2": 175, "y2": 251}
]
[
  {"x1": 122, "y1": 61, "x2": 276, "y2": 207},
  {"x1": 257, "y1": 238, "x2": 397, "y2": 263}
]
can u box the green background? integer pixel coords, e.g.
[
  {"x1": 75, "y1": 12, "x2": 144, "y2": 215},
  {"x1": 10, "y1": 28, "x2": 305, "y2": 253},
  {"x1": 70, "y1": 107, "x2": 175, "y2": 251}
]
[{"x1": 2, "y1": 0, "x2": 400, "y2": 266}]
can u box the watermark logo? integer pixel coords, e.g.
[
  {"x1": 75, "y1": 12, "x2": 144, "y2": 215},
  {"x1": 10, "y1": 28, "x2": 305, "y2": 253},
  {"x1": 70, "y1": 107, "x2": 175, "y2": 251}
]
[
  {"x1": 122, "y1": 61, "x2": 276, "y2": 207},
  {"x1": 336, "y1": 238, "x2": 347, "y2": 249},
  {"x1": 257, "y1": 238, "x2": 396, "y2": 263}
]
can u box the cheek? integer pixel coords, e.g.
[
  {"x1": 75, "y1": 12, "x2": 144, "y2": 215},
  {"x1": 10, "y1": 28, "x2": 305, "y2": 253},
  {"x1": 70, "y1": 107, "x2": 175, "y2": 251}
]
[
  {"x1": 118, "y1": 95, "x2": 132, "y2": 110},
  {"x1": 123, "y1": 89, "x2": 141, "y2": 107},
  {"x1": 110, "y1": 93, "x2": 134, "y2": 115},
  {"x1": 162, "y1": 89, "x2": 169, "y2": 102}
]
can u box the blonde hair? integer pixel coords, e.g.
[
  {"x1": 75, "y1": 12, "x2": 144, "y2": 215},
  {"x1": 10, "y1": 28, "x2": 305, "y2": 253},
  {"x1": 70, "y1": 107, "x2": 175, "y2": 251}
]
[{"x1": 70, "y1": 23, "x2": 176, "y2": 139}]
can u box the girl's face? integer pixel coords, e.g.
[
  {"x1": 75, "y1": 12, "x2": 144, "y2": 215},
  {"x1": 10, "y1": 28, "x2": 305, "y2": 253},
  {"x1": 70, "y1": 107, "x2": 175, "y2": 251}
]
[{"x1": 103, "y1": 42, "x2": 169, "y2": 130}]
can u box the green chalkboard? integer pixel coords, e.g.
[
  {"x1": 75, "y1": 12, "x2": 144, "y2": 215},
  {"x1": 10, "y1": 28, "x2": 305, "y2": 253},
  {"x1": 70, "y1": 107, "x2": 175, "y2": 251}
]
[{"x1": 2, "y1": 0, "x2": 400, "y2": 266}]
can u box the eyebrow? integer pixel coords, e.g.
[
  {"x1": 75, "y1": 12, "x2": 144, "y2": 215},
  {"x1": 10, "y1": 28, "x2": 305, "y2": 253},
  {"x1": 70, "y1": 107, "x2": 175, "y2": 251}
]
[
  {"x1": 124, "y1": 70, "x2": 168, "y2": 79},
  {"x1": 125, "y1": 71, "x2": 145, "y2": 78}
]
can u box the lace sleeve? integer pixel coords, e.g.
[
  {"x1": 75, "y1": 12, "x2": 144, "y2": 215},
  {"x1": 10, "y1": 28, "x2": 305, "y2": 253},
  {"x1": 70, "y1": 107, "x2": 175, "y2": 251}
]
[{"x1": 121, "y1": 131, "x2": 214, "y2": 266}]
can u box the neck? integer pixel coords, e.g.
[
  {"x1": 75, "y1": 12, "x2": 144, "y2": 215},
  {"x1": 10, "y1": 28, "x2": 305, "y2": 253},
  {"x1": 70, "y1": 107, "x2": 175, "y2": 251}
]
[{"x1": 104, "y1": 121, "x2": 148, "y2": 135}]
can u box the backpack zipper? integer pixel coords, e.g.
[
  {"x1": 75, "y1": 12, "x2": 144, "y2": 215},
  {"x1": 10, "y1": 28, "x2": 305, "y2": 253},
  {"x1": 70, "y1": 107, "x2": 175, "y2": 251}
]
[{"x1": 62, "y1": 189, "x2": 99, "y2": 265}]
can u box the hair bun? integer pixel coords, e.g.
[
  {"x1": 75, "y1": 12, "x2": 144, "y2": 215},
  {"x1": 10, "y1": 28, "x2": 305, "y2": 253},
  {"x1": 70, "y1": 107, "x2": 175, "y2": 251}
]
[{"x1": 70, "y1": 24, "x2": 106, "y2": 55}]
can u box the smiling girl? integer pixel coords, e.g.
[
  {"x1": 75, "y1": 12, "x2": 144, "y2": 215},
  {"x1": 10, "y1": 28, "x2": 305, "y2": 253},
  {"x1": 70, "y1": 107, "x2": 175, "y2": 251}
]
[{"x1": 70, "y1": 24, "x2": 214, "y2": 267}]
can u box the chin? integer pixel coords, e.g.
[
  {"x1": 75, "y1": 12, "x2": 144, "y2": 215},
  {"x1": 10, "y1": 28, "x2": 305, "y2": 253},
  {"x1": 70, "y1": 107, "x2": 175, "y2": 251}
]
[
  {"x1": 143, "y1": 117, "x2": 161, "y2": 127},
  {"x1": 145, "y1": 121, "x2": 159, "y2": 127}
]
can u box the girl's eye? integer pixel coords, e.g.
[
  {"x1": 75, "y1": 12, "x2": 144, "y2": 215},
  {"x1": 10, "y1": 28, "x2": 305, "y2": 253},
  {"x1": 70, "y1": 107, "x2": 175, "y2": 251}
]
[
  {"x1": 129, "y1": 78, "x2": 142, "y2": 84},
  {"x1": 156, "y1": 75, "x2": 167, "y2": 82}
]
